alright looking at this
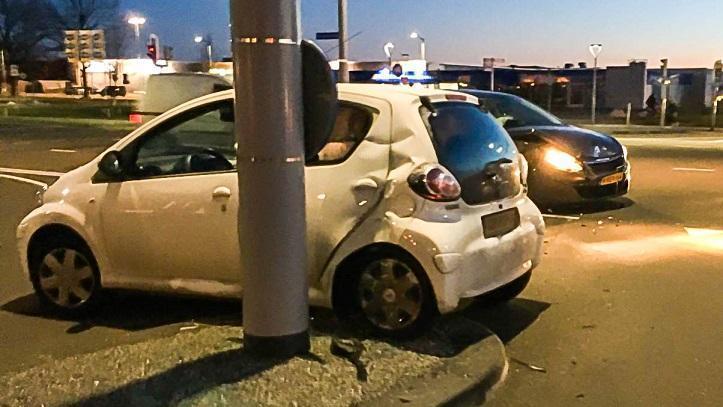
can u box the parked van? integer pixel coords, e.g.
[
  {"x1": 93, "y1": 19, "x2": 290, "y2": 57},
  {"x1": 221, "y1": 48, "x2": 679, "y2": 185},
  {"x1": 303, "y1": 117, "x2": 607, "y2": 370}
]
[{"x1": 131, "y1": 73, "x2": 232, "y2": 123}]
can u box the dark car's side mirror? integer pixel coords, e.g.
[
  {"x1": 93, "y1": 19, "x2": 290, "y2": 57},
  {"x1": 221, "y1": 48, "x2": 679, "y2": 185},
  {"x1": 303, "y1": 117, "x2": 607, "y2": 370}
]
[{"x1": 98, "y1": 151, "x2": 124, "y2": 179}]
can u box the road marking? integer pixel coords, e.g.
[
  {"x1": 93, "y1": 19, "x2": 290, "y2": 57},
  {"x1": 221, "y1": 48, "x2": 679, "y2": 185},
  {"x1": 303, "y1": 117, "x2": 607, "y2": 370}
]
[
  {"x1": 0, "y1": 174, "x2": 49, "y2": 189},
  {"x1": 0, "y1": 167, "x2": 65, "y2": 177},
  {"x1": 543, "y1": 214, "x2": 581, "y2": 220},
  {"x1": 50, "y1": 149, "x2": 77, "y2": 153},
  {"x1": 672, "y1": 167, "x2": 715, "y2": 173}
]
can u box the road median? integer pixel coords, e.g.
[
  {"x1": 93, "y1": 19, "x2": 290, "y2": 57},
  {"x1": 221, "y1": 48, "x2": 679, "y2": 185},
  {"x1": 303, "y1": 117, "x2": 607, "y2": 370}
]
[{"x1": 0, "y1": 315, "x2": 506, "y2": 406}]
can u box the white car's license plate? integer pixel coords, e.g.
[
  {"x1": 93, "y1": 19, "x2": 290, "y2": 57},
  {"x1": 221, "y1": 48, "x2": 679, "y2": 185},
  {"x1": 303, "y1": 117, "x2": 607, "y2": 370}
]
[
  {"x1": 600, "y1": 172, "x2": 624, "y2": 186},
  {"x1": 482, "y1": 208, "x2": 520, "y2": 239}
]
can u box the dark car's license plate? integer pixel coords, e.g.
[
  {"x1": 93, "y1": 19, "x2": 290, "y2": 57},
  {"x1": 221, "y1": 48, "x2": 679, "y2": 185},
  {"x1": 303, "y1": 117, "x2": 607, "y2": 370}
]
[{"x1": 482, "y1": 208, "x2": 521, "y2": 238}]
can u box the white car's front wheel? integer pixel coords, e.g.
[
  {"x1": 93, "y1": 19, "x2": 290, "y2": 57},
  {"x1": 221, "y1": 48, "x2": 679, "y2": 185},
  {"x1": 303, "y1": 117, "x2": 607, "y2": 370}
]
[{"x1": 29, "y1": 233, "x2": 102, "y2": 316}]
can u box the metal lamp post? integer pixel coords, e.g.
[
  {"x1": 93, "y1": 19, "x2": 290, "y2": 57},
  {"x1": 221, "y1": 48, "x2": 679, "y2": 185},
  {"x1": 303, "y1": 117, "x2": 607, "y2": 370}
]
[
  {"x1": 195, "y1": 35, "x2": 214, "y2": 68},
  {"x1": 0, "y1": 49, "x2": 6, "y2": 95},
  {"x1": 384, "y1": 42, "x2": 395, "y2": 70},
  {"x1": 337, "y1": 0, "x2": 349, "y2": 83},
  {"x1": 230, "y1": 0, "x2": 310, "y2": 358},
  {"x1": 589, "y1": 43, "x2": 603, "y2": 125},
  {"x1": 410, "y1": 32, "x2": 426, "y2": 62},
  {"x1": 128, "y1": 16, "x2": 146, "y2": 59},
  {"x1": 659, "y1": 58, "x2": 669, "y2": 128}
]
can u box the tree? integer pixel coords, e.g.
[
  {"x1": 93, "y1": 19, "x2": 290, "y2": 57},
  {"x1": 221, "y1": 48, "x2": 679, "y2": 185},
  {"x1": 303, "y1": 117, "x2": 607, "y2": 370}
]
[
  {"x1": 103, "y1": 13, "x2": 130, "y2": 59},
  {"x1": 0, "y1": 0, "x2": 63, "y2": 64},
  {"x1": 54, "y1": 0, "x2": 124, "y2": 96},
  {"x1": 56, "y1": 0, "x2": 120, "y2": 30}
]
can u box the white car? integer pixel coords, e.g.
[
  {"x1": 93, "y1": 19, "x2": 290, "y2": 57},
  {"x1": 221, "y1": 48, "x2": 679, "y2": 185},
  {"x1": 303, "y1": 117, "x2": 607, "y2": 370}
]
[{"x1": 16, "y1": 84, "x2": 545, "y2": 336}]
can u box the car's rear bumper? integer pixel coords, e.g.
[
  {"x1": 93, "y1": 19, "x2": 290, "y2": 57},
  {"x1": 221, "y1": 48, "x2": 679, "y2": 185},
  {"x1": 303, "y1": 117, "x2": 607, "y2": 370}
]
[{"x1": 398, "y1": 196, "x2": 545, "y2": 313}]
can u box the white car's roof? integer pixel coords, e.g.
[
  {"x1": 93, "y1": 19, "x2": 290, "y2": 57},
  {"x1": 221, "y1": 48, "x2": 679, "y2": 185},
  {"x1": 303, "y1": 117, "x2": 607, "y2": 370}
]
[
  {"x1": 205, "y1": 84, "x2": 476, "y2": 105},
  {"x1": 337, "y1": 83, "x2": 475, "y2": 102}
]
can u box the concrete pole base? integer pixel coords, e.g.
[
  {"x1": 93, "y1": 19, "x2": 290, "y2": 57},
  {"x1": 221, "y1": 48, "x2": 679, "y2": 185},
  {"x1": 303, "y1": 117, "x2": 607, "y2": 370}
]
[{"x1": 244, "y1": 330, "x2": 311, "y2": 358}]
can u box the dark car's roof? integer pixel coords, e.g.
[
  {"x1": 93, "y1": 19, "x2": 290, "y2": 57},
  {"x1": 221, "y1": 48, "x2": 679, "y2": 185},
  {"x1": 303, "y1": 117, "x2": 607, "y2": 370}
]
[{"x1": 461, "y1": 89, "x2": 520, "y2": 100}]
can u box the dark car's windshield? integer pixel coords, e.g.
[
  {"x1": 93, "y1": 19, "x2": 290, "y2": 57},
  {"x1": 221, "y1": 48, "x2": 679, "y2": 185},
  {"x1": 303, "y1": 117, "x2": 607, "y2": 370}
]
[
  {"x1": 479, "y1": 94, "x2": 563, "y2": 128},
  {"x1": 421, "y1": 101, "x2": 522, "y2": 205}
]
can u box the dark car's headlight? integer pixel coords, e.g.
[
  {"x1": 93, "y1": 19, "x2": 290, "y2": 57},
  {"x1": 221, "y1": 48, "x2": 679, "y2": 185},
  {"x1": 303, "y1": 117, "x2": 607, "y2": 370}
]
[{"x1": 543, "y1": 148, "x2": 583, "y2": 173}]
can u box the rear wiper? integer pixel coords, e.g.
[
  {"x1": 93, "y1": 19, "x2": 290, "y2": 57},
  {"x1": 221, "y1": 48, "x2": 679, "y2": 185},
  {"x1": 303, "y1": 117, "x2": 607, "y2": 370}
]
[{"x1": 420, "y1": 96, "x2": 437, "y2": 115}]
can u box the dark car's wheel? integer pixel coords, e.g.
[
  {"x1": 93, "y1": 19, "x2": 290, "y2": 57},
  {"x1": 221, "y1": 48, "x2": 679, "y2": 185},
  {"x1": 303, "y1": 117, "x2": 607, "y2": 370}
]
[
  {"x1": 479, "y1": 271, "x2": 532, "y2": 304},
  {"x1": 29, "y1": 234, "x2": 102, "y2": 316},
  {"x1": 338, "y1": 248, "x2": 437, "y2": 338}
]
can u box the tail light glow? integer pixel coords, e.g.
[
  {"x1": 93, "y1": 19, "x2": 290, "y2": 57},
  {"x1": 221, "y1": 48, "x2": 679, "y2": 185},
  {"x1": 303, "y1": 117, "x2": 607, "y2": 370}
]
[
  {"x1": 408, "y1": 164, "x2": 462, "y2": 202},
  {"x1": 129, "y1": 114, "x2": 143, "y2": 124}
]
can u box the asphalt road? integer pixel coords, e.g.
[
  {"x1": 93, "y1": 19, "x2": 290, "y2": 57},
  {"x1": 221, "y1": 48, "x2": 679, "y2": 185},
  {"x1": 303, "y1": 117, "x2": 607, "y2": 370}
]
[{"x1": 1, "y1": 122, "x2": 722, "y2": 405}]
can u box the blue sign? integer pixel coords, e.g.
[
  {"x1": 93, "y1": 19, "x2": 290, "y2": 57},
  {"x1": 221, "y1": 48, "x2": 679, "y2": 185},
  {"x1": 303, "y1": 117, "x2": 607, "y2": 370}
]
[{"x1": 316, "y1": 32, "x2": 340, "y2": 40}]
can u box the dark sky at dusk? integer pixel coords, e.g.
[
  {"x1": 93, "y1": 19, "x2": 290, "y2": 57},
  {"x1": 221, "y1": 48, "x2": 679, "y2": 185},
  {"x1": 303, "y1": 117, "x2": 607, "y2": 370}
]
[{"x1": 122, "y1": 0, "x2": 722, "y2": 68}]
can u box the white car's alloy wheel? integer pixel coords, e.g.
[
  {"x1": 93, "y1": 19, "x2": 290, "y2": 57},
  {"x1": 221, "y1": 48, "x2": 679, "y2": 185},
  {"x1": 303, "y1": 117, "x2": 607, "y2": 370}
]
[
  {"x1": 38, "y1": 248, "x2": 96, "y2": 309},
  {"x1": 358, "y1": 258, "x2": 424, "y2": 331}
]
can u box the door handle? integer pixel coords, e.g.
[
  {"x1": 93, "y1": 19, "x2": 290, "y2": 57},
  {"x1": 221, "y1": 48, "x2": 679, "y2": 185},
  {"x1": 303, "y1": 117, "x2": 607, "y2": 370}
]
[
  {"x1": 354, "y1": 178, "x2": 379, "y2": 190},
  {"x1": 212, "y1": 186, "x2": 232, "y2": 199}
]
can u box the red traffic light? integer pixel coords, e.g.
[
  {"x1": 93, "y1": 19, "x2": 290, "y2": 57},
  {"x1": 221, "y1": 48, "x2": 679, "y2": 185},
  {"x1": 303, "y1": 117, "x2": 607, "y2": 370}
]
[{"x1": 146, "y1": 44, "x2": 158, "y2": 62}]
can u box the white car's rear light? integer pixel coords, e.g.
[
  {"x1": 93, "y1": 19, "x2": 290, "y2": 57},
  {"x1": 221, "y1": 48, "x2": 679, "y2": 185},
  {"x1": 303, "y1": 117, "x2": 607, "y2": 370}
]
[{"x1": 408, "y1": 164, "x2": 462, "y2": 202}]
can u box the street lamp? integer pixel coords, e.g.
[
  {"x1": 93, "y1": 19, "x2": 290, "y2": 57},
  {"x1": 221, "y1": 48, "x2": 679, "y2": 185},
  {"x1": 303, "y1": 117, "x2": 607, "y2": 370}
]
[
  {"x1": 128, "y1": 16, "x2": 146, "y2": 59},
  {"x1": 384, "y1": 42, "x2": 395, "y2": 69},
  {"x1": 410, "y1": 31, "x2": 426, "y2": 62},
  {"x1": 195, "y1": 35, "x2": 213, "y2": 67},
  {"x1": 589, "y1": 43, "x2": 603, "y2": 125}
]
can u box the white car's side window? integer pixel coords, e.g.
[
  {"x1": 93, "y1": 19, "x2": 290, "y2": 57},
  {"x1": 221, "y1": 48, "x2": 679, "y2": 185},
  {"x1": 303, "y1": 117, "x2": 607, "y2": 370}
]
[
  {"x1": 311, "y1": 103, "x2": 374, "y2": 165},
  {"x1": 131, "y1": 101, "x2": 236, "y2": 178}
]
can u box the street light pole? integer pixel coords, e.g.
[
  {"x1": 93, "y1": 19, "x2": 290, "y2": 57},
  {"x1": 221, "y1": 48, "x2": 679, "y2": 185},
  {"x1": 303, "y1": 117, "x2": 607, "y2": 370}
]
[
  {"x1": 384, "y1": 42, "x2": 394, "y2": 70},
  {"x1": 230, "y1": 0, "x2": 310, "y2": 357},
  {"x1": 712, "y1": 93, "x2": 719, "y2": 131},
  {"x1": 128, "y1": 16, "x2": 146, "y2": 59},
  {"x1": 410, "y1": 32, "x2": 426, "y2": 62},
  {"x1": 0, "y1": 49, "x2": 6, "y2": 95},
  {"x1": 660, "y1": 58, "x2": 669, "y2": 128},
  {"x1": 337, "y1": 0, "x2": 349, "y2": 83},
  {"x1": 589, "y1": 44, "x2": 602, "y2": 125},
  {"x1": 195, "y1": 35, "x2": 214, "y2": 69}
]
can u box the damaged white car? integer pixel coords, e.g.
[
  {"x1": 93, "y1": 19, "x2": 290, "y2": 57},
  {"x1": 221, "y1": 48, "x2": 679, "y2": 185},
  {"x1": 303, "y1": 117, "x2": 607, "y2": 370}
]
[{"x1": 16, "y1": 84, "x2": 545, "y2": 336}]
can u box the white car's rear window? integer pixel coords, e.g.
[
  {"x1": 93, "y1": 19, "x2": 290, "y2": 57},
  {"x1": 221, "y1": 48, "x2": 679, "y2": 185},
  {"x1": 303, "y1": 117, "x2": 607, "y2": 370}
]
[{"x1": 420, "y1": 101, "x2": 522, "y2": 205}]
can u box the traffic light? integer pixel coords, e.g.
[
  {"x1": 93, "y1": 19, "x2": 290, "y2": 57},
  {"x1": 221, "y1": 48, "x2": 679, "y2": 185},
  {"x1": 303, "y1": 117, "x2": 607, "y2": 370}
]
[
  {"x1": 715, "y1": 60, "x2": 722, "y2": 84},
  {"x1": 147, "y1": 38, "x2": 158, "y2": 63}
]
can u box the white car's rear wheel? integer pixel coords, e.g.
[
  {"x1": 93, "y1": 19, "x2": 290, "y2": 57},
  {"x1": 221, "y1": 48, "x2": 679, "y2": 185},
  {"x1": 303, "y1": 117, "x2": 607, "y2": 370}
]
[{"x1": 343, "y1": 248, "x2": 437, "y2": 338}]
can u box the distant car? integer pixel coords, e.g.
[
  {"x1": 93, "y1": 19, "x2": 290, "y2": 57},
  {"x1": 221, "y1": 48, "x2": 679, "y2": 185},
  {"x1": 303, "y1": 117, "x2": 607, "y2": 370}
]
[
  {"x1": 16, "y1": 85, "x2": 545, "y2": 337},
  {"x1": 463, "y1": 90, "x2": 630, "y2": 207}
]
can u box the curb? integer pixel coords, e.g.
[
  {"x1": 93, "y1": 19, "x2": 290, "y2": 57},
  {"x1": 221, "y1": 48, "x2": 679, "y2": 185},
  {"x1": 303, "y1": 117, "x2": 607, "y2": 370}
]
[{"x1": 358, "y1": 320, "x2": 508, "y2": 407}]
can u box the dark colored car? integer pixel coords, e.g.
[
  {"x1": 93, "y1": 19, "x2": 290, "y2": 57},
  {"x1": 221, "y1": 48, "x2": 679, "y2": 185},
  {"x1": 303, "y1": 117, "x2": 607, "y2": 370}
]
[{"x1": 462, "y1": 90, "x2": 630, "y2": 207}]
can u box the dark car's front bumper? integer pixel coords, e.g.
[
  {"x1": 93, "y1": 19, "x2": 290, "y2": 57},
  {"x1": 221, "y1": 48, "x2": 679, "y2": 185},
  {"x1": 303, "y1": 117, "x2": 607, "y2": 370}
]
[{"x1": 527, "y1": 155, "x2": 631, "y2": 206}]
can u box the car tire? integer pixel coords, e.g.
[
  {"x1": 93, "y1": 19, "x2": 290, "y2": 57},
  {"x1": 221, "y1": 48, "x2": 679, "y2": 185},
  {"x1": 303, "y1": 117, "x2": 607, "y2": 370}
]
[
  {"x1": 338, "y1": 248, "x2": 437, "y2": 338},
  {"x1": 29, "y1": 233, "x2": 102, "y2": 317},
  {"x1": 479, "y1": 271, "x2": 532, "y2": 304}
]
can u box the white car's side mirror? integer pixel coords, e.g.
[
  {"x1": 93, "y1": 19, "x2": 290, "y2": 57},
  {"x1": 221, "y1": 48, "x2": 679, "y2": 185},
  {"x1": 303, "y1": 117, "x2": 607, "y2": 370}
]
[{"x1": 98, "y1": 151, "x2": 124, "y2": 179}]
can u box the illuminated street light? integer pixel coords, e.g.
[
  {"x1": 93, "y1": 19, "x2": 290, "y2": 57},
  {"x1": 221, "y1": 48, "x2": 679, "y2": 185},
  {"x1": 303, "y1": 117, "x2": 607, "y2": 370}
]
[
  {"x1": 127, "y1": 16, "x2": 146, "y2": 38},
  {"x1": 410, "y1": 31, "x2": 426, "y2": 62},
  {"x1": 128, "y1": 16, "x2": 146, "y2": 59},
  {"x1": 194, "y1": 35, "x2": 214, "y2": 68},
  {"x1": 384, "y1": 42, "x2": 395, "y2": 68},
  {"x1": 589, "y1": 43, "x2": 603, "y2": 125}
]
